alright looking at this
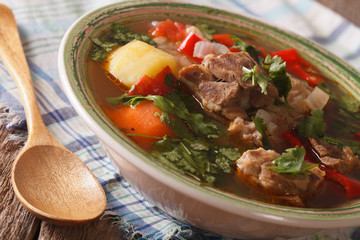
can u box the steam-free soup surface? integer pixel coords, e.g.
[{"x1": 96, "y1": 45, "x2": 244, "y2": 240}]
[{"x1": 87, "y1": 19, "x2": 360, "y2": 208}]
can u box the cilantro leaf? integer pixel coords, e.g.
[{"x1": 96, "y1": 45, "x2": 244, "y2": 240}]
[
  {"x1": 152, "y1": 137, "x2": 240, "y2": 183},
  {"x1": 298, "y1": 110, "x2": 326, "y2": 138},
  {"x1": 194, "y1": 23, "x2": 216, "y2": 40},
  {"x1": 106, "y1": 76, "x2": 241, "y2": 184},
  {"x1": 230, "y1": 35, "x2": 260, "y2": 61},
  {"x1": 89, "y1": 23, "x2": 155, "y2": 61},
  {"x1": 322, "y1": 136, "x2": 360, "y2": 156},
  {"x1": 263, "y1": 55, "x2": 292, "y2": 102},
  {"x1": 107, "y1": 92, "x2": 224, "y2": 139},
  {"x1": 268, "y1": 146, "x2": 318, "y2": 174},
  {"x1": 339, "y1": 95, "x2": 360, "y2": 113},
  {"x1": 252, "y1": 117, "x2": 272, "y2": 149},
  {"x1": 242, "y1": 65, "x2": 272, "y2": 94}
]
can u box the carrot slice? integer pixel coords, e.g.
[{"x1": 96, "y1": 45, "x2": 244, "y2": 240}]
[{"x1": 103, "y1": 100, "x2": 175, "y2": 151}]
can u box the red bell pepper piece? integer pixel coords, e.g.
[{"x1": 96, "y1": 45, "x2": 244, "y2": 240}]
[
  {"x1": 229, "y1": 48, "x2": 241, "y2": 52},
  {"x1": 282, "y1": 131, "x2": 360, "y2": 199},
  {"x1": 178, "y1": 32, "x2": 201, "y2": 56},
  {"x1": 149, "y1": 19, "x2": 187, "y2": 42},
  {"x1": 128, "y1": 66, "x2": 175, "y2": 96},
  {"x1": 282, "y1": 131, "x2": 302, "y2": 147},
  {"x1": 269, "y1": 49, "x2": 325, "y2": 87},
  {"x1": 211, "y1": 34, "x2": 235, "y2": 48},
  {"x1": 178, "y1": 32, "x2": 203, "y2": 63},
  {"x1": 320, "y1": 167, "x2": 360, "y2": 198}
]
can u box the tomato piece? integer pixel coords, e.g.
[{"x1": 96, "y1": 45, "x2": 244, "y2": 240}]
[
  {"x1": 211, "y1": 34, "x2": 235, "y2": 48},
  {"x1": 128, "y1": 66, "x2": 175, "y2": 96},
  {"x1": 103, "y1": 101, "x2": 175, "y2": 152},
  {"x1": 149, "y1": 19, "x2": 186, "y2": 42},
  {"x1": 270, "y1": 49, "x2": 325, "y2": 87}
]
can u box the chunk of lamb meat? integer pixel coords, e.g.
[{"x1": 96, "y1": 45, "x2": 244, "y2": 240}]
[
  {"x1": 236, "y1": 148, "x2": 325, "y2": 207},
  {"x1": 179, "y1": 52, "x2": 278, "y2": 114},
  {"x1": 179, "y1": 64, "x2": 247, "y2": 116},
  {"x1": 178, "y1": 52, "x2": 279, "y2": 147},
  {"x1": 179, "y1": 64, "x2": 262, "y2": 146},
  {"x1": 309, "y1": 138, "x2": 360, "y2": 174},
  {"x1": 203, "y1": 52, "x2": 279, "y2": 108},
  {"x1": 203, "y1": 52, "x2": 261, "y2": 86},
  {"x1": 228, "y1": 117, "x2": 262, "y2": 147},
  {"x1": 252, "y1": 76, "x2": 329, "y2": 150}
]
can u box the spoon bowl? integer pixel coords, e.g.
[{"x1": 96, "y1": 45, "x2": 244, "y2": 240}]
[
  {"x1": 0, "y1": 4, "x2": 106, "y2": 226},
  {"x1": 13, "y1": 145, "x2": 106, "y2": 225}
]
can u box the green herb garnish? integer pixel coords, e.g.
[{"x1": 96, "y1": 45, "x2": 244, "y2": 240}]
[
  {"x1": 322, "y1": 136, "x2": 360, "y2": 156},
  {"x1": 268, "y1": 146, "x2": 318, "y2": 174},
  {"x1": 107, "y1": 92, "x2": 223, "y2": 139},
  {"x1": 252, "y1": 117, "x2": 272, "y2": 149},
  {"x1": 242, "y1": 55, "x2": 291, "y2": 101},
  {"x1": 89, "y1": 23, "x2": 155, "y2": 61},
  {"x1": 339, "y1": 95, "x2": 360, "y2": 113},
  {"x1": 298, "y1": 110, "x2": 326, "y2": 138},
  {"x1": 242, "y1": 65, "x2": 272, "y2": 94},
  {"x1": 152, "y1": 137, "x2": 240, "y2": 184},
  {"x1": 106, "y1": 72, "x2": 243, "y2": 184},
  {"x1": 230, "y1": 35, "x2": 260, "y2": 60},
  {"x1": 194, "y1": 23, "x2": 216, "y2": 40},
  {"x1": 263, "y1": 55, "x2": 292, "y2": 102}
]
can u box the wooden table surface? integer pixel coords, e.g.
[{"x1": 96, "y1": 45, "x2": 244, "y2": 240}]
[{"x1": 0, "y1": 1, "x2": 359, "y2": 239}]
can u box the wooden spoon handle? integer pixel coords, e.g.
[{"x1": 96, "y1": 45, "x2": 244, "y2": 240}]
[{"x1": 0, "y1": 4, "x2": 50, "y2": 142}]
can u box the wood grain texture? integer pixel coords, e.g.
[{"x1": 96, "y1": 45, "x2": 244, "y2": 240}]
[
  {"x1": 0, "y1": 0, "x2": 357, "y2": 239},
  {"x1": 0, "y1": 4, "x2": 107, "y2": 226},
  {"x1": 316, "y1": 0, "x2": 360, "y2": 26},
  {"x1": 0, "y1": 126, "x2": 40, "y2": 240},
  {"x1": 38, "y1": 218, "x2": 121, "y2": 240}
]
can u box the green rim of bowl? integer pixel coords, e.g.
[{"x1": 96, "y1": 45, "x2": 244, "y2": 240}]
[{"x1": 59, "y1": 0, "x2": 360, "y2": 228}]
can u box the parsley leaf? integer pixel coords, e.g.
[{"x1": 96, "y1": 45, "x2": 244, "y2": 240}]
[
  {"x1": 297, "y1": 110, "x2": 326, "y2": 138},
  {"x1": 89, "y1": 23, "x2": 155, "y2": 61},
  {"x1": 252, "y1": 117, "x2": 272, "y2": 149},
  {"x1": 263, "y1": 55, "x2": 292, "y2": 102},
  {"x1": 242, "y1": 65, "x2": 272, "y2": 94},
  {"x1": 268, "y1": 146, "x2": 318, "y2": 174}
]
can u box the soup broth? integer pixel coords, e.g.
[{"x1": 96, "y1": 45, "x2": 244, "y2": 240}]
[{"x1": 87, "y1": 19, "x2": 360, "y2": 208}]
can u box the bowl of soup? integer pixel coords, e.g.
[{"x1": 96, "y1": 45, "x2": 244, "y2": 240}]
[{"x1": 58, "y1": 0, "x2": 360, "y2": 238}]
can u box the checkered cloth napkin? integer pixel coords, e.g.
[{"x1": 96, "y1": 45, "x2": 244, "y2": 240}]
[{"x1": 0, "y1": 0, "x2": 359, "y2": 239}]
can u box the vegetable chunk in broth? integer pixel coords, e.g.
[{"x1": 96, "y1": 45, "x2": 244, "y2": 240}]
[{"x1": 87, "y1": 19, "x2": 360, "y2": 208}]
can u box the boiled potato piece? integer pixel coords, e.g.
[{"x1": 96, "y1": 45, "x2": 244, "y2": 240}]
[{"x1": 103, "y1": 40, "x2": 178, "y2": 89}]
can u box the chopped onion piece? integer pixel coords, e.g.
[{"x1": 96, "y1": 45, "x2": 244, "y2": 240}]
[
  {"x1": 151, "y1": 21, "x2": 160, "y2": 27},
  {"x1": 193, "y1": 41, "x2": 229, "y2": 59},
  {"x1": 305, "y1": 87, "x2": 330, "y2": 110}
]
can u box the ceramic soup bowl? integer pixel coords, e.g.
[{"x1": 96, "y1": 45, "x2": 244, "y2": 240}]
[{"x1": 58, "y1": 1, "x2": 360, "y2": 239}]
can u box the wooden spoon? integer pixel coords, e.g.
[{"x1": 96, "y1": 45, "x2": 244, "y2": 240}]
[{"x1": 0, "y1": 4, "x2": 106, "y2": 225}]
